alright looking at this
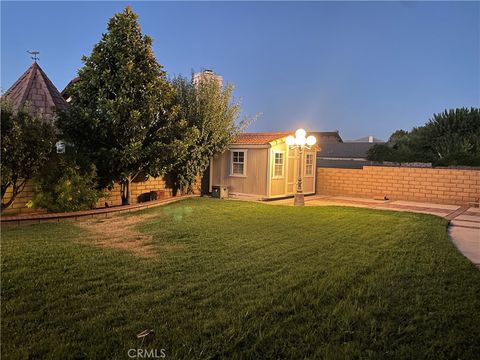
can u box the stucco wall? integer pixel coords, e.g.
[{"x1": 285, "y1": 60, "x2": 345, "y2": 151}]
[{"x1": 316, "y1": 166, "x2": 480, "y2": 205}]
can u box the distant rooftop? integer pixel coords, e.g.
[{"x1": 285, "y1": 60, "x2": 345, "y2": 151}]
[
  {"x1": 317, "y1": 142, "x2": 379, "y2": 159},
  {"x1": 3, "y1": 62, "x2": 69, "y2": 119},
  {"x1": 310, "y1": 131, "x2": 343, "y2": 143},
  {"x1": 61, "y1": 76, "x2": 80, "y2": 102},
  {"x1": 346, "y1": 135, "x2": 384, "y2": 143}
]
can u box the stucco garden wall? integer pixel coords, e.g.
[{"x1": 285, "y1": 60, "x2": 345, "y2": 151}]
[{"x1": 316, "y1": 166, "x2": 480, "y2": 205}]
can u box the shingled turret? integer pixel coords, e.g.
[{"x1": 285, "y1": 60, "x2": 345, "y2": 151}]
[{"x1": 3, "y1": 62, "x2": 69, "y2": 120}]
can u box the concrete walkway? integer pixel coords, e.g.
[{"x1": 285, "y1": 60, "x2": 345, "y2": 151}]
[{"x1": 269, "y1": 195, "x2": 480, "y2": 268}]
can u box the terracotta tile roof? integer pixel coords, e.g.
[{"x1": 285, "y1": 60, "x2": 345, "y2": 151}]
[
  {"x1": 3, "y1": 62, "x2": 69, "y2": 120},
  {"x1": 233, "y1": 131, "x2": 342, "y2": 145},
  {"x1": 233, "y1": 132, "x2": 292, "y2": 145}
]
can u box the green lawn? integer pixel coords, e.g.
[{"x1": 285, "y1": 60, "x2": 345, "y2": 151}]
[{"x1": 2, "y1": 198, "x2": 480, "y2": 359}]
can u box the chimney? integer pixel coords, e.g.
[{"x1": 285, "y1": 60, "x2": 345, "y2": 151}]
[
  {"x1": 368, "y1": 135, "x2": 374, "y2": 143},
  {"x1": 192, "y1": 69, "x2": 223, "y2": 87}
]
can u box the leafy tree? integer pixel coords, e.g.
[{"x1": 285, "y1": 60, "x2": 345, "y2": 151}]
[
  {"x1": 366, "y1": 144, "x2": 394, "y2": 162},
  {"x1": 0, "y1": 101, "x2": 56, "y2": 211},
  {"x1": 387, "y1": 129, "x2": 409, "y2": 145},
  {"x1": 169, "y1": 75, "x2": 253, "y2": 194},
  {"x1": 58, "y1": 7, "x2": 181, "y2": 205},
  {"x1": 31, "y1": 154, "x2": 104, "y2": 213},
  {"x1": 367, "y1": 108, "x2": 480, "y2": 166},
  {"x1": 369, "y1": 127, "x2": 432, "y2": 163},
  {"x1": 422, "y1": 108, "x2": 480, "y2": 166}
]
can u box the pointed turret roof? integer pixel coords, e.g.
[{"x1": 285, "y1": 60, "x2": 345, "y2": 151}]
[{"x1": 3, "y1": 62, "x2": 69, "y2": 120}]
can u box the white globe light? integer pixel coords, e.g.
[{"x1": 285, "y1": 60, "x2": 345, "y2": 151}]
[
  {"x1": 295, "y1": 128, "x2": 306, "y2": 139},
  {"x1": 306, "y1": 135, "x2": 316, "y2": 146},
  {"x1": 295, "y1": 136, "x2": 307, "y2": 146},
  {"x1": 286, "y1": 135, "x2": 295, "y2": 146}
]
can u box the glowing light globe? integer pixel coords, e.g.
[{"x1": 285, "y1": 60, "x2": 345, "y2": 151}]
[
  {"x1": 295, "y1": 128, "x2": 306, "y2": 139},
  {"x1": 286, "y1": 135, "x2": 295, "y2": 146},
  {"x1": 295, "y1": 136, "x2": 307, "y2": 146},
  {"x1": 306, "y1": 135, "x2": 316, "y2": 146}
]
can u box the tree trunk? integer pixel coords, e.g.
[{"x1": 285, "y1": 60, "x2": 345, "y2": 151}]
[
  {"x1": 121, "y1": 176, "x2": 131, "y2": 206},
  {"x1": 1, "y1": 182, "x2": 11, "y2": 200},
  {"x1": 1, "y1": 180, "x2": 26, "y2": 212}
]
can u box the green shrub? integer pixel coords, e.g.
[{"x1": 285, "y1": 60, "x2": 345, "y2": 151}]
[
  {"x1": 33, "y1": 157, "x2": 104, "y2": 213},
  {"x1": 367, "y1": 108, "x2": 480, "y2": 166}
]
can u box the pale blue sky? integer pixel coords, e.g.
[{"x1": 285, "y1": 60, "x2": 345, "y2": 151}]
[{"x1": 1, "y1": 1, "x2": 479, "y2": 140}]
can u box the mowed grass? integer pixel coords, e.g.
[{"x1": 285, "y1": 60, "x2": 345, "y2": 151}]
[{"x1": 2, "y1": 198, "x2": 480, "y2": 359}]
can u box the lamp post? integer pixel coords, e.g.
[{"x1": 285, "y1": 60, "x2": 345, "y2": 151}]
[{"x1": 286, "y1": 129, "x2": 316, "y2": 206}]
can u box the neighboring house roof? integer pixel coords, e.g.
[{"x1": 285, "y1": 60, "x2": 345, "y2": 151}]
[
  {"x1": 317, "y1": 142, "x2": 379, "y2": 159},
  {"x1": 233, "y1": 132, "x2": 292, "y2": 145},
  {"x1": 3, "y1": 62, "x2": 69, "y2": 119},
  {"x1": 61, "y1": 76, "x2": 80, "y2": 101},
  {"x1": 310, "y1": 131, "x2": 343, "y2": 143},
  {"x1": 348, "y1": 136, "x2": 384, "y2": 143}
]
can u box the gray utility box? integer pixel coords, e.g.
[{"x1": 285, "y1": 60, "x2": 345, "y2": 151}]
[{"x1": 212, "y1": 185, "x2": 229, "y2": 199}]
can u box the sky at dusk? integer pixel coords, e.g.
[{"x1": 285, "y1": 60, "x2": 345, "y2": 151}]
[{"x1": 1, "y1": 1, "x2": 479, "y2": 140}]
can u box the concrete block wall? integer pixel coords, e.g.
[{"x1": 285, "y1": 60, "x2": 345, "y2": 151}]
[{"x1": 316, "y1": 166, "x2": 480, "y2": 205}]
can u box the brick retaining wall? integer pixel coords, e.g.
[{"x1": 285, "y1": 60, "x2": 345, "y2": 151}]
[
  {"x1": 2, "y1": 177, "x2": 199, "y2": 216},
  {"x1": 316, "y1": 166, "x2": 480, "y2": 205},
  {"x1": 94, "y1": 177, "x2": 174, "y2": 208},
  {"x1": 2, "y1": 182, "x2": 42, "y2": 216}
]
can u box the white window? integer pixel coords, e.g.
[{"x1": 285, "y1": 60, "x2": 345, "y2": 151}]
[
  {"x1": 231, "y1": 150, "x2": 246, "y2": 176},
  {"x1": 273, "y1": 152, "x2": 284, "y2": 178},
  {"x1": 305, "y1": 153, "x2": 314, "y2": 176}
]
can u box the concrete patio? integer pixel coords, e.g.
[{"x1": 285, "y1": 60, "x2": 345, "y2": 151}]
[{"x1": 269, "y1": 195, "x2": 480, "y2": 268}]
